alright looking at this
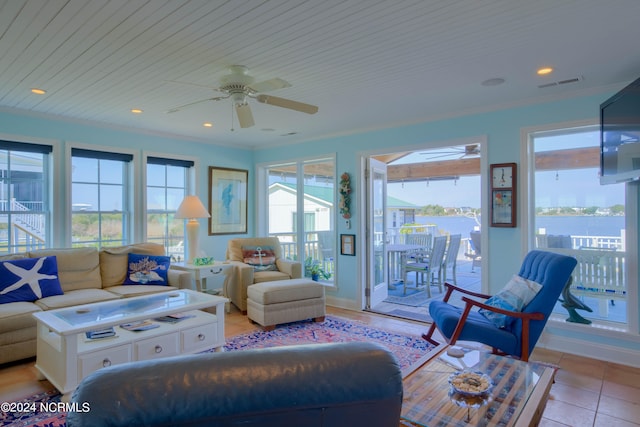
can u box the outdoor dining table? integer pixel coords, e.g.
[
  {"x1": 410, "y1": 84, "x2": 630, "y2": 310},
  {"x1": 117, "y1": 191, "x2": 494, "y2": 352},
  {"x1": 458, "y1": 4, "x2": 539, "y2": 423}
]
[{"x1": 386, "y1": 243, "x2": 424, "y2": 288}]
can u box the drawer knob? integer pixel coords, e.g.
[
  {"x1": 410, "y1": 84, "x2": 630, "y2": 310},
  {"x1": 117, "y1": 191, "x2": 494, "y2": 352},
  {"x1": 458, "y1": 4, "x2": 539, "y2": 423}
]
[
  {"x1": 102, "y1": 358, "x2": 111, "y2": 367},
  {"x1": 210, "y1": 268, "x2": 222, "y2": 274},
  {"x1": 197, "y1": 333, "x2": 205, "y2": 341},
  {"x1": 155, "y1": 345, "x2": 163, "y2": 353}
]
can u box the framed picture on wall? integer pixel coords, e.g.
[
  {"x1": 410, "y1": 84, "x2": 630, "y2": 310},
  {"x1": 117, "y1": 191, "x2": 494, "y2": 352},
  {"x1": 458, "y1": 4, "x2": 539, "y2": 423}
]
[
  {"x1": 340, "y1": 234, "x2": 356, "y2": 256},
  {"x1": 208, "y1": 166, "x2": 248, "y2": 235}
]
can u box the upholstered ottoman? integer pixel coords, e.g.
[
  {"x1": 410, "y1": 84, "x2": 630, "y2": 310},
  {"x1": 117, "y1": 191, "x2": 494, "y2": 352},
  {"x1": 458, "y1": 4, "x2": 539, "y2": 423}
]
[{"x1": 247, "y1": 278, "x2": 326, "y2": 331}]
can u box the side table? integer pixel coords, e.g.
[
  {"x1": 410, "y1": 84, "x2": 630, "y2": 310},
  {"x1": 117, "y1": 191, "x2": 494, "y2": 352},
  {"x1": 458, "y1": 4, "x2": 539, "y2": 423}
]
[{"x1": 172, "y1": 261, "x2": 234, "y2": 313}]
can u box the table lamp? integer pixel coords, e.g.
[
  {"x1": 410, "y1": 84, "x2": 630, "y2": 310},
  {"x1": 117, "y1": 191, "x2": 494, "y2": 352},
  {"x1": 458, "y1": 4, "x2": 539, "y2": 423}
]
[{"x1": 175, "y1": 195, "x2": 210, "y2": 263}]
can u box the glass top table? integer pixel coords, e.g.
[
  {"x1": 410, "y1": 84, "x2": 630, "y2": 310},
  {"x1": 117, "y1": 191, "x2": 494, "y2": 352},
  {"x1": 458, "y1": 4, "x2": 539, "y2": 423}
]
[
  {"x1": 400, "y1": 347, "x2": 554, "y2": 427},
  {"x1": 34, "y1": 289, "x2": 226, "y2": 334}
]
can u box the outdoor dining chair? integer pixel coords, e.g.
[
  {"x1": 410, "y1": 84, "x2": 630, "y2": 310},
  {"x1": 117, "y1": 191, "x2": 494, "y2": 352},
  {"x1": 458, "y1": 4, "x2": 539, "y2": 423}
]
[{"x1": 402, "y1": 235, "x2": 447, "y2": 296}]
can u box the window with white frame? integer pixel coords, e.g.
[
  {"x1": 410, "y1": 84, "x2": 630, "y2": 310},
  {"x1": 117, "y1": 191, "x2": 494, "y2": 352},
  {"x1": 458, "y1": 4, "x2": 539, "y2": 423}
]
[
  {"x1": 146, "y1": 156, "x2": 193, "y2": 261},
  {"x1": 71, "y1": 148, "x2": 131, "y2": 248},
  {"x1": 528, "y1": 125, "x2": 627, "y2": 326},
  {"x1": 0, "y1": 140, "x2": 51, "y2": 253},
  {"x1": 261, "y1": 157, "x2": 336, "y2": 283}
]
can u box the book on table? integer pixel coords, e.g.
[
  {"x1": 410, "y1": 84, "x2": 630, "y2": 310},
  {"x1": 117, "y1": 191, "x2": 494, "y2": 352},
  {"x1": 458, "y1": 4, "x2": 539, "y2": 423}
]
[
  {"x1": 85, "y1": 327, "x2": 116, "y2": 340},
  {"x1": 154, "y1": 312, "x2": 195, "y2": 323},
  {"x1": 119, "y1": 320, "x2": 160, "y2": 332}
]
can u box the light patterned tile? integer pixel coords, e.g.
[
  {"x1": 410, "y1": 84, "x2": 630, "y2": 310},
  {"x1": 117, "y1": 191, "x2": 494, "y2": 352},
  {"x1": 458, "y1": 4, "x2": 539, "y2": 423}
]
[
  {"x1": 594, "y1": 413, "x2": 640, "y2": 427},
  {"x1": 554, "y1": 368, "x2": 603, "y2": 393},
  {"x1": 558, "y1": 353, "x2": 606, "y2": 379},
  {"x1": 549, "y1": 381, "x2": 599, "y2": 410},
  {"x1": 602, "y1": 381, "x2": 640, "y2": 405},
  {"x1": 597, "y1": 395, "x2": 640, "y2": 424},
  {"x1": 542, "y1": 399, "x2": 596, "y2": 426}
]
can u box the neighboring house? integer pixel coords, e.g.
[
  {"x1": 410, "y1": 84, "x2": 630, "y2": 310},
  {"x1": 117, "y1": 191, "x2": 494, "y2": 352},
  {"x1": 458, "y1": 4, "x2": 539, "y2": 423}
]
[
  {"x1": 269, "y1": 183, "x2": 417, "y2": 234},
  {"x1": 268, "y1": 183, "x2": 334, "y2": 234},
  {"x1": 387, "y1": 196, "x2": 420, "y2": 229}
]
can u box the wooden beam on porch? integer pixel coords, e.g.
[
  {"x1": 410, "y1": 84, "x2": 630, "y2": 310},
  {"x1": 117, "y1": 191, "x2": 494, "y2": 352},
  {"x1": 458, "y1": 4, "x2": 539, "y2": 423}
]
[
  {"x1": 385, "y1": 147, "x2": 599, "y2": 182},
  {"x1": 387, "y1": 158, "x2": 480, "y2": 181},
  {"x1": 534, "y1": 147, "x2": 599, "y2": 171}
]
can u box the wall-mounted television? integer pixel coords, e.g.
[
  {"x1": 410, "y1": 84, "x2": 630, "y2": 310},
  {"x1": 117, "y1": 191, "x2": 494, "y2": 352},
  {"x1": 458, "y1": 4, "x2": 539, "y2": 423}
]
[{"x1": 600, "y1": 76, "x2": 640, "y2": 185}]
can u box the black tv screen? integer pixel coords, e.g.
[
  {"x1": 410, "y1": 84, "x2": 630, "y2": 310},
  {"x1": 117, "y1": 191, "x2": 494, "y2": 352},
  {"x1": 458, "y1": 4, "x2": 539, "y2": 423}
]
[{"x1": 600, "y1": 76, "x2": 640, "y2": 185}]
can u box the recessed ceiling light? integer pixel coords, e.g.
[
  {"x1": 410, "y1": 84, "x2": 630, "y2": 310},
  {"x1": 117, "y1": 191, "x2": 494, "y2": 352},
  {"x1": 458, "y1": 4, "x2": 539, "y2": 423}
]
[
  {"x1": 130, "y1": 108, "x2": 143, "y2": 114},
  {"x1": 481, "y1": 78, "x2": 505, "y2": 86},
  {"x1": 537, "y1": 67, "x2": 554, "y2": 76},
  {"x1": 203, "y1": 122, "x2": 213, "y2": 128},
  {"x1": 31, "y1": 88, "x2": 46, "y2": 95}
]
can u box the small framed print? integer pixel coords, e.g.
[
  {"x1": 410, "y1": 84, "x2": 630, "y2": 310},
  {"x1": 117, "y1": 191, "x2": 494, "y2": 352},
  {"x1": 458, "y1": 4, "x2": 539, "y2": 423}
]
[
  {"x1": 340, "y1": 234, "x2": 356, "y2": 256},
  {"x1": 490, "y1": 163, "x2": 517, "y2": 227}
]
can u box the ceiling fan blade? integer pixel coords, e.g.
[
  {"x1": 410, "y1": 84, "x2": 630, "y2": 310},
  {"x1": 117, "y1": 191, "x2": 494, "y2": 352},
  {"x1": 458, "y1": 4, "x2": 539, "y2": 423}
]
[
  {"x1": 249, "y1": 78, "x2": 291, "y2": 93},
  {"x1": 256, "y1": 94, "x2": 318, "y2": 114},
  {"x1": 166, "y1": 96, "x2": 227, "y2": 113},
  {"x1": 236, "y1": 103, "x2": 255, "y2": 128}
]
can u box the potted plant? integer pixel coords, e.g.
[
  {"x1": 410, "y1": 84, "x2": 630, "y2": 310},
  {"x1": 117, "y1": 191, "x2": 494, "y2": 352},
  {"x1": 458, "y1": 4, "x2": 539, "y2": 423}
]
[{"x1": 305, "y1": 257, "x2": 331, "y2": 281}]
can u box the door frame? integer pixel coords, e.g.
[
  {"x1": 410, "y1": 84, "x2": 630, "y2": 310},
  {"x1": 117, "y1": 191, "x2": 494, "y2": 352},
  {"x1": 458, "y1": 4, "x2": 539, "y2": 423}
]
[{"x1": 358, "y1": 136, "x2": 488, "y2": 310}]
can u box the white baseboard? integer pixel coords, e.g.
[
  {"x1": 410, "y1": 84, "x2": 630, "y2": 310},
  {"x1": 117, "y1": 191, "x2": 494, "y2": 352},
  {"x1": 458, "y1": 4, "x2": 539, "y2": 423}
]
[
  {"x1": 538, "y1": 331, "x2": 640, "y2": 368},
  {"x1": 325, "y1": 295, "x2": 360, "y2": 311}
]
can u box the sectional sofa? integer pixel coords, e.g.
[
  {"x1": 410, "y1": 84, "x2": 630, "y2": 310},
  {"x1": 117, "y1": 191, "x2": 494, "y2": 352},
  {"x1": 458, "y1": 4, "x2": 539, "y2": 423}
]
[
  {"x1": 0, "y1": 243, "x2": 191, "y2": 365},
  {"x1": 67, "y1": 342, "x2": 403, "y2": 427}
]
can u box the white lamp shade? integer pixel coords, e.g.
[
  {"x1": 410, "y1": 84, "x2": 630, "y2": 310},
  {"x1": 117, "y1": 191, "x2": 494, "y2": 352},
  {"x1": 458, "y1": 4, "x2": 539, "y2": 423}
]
[
  {"x1": 175, "y1": 196, "x2": 210, "y2": 263},
  {"x1": 175, "y1": 195, "x2": 210, "y2": 219}
]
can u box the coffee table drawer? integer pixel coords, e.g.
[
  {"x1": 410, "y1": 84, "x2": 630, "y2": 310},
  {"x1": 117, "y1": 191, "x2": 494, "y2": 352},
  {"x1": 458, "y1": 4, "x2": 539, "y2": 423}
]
[
  {"x1": 182, "y1": 323, "x2": 218, "y2": 352},
  {"x1": 79, "y1": 344, "x2": 132, "y2": 378},
  {"x1": 135, "y1": 332, "x2": 180, "y2": 360}
]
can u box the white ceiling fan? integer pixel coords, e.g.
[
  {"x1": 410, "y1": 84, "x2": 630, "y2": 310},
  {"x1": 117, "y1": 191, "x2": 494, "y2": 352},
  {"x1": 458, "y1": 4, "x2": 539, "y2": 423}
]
[{"x1": 166, "y1": 65, "x2": 318, "y2": 128}]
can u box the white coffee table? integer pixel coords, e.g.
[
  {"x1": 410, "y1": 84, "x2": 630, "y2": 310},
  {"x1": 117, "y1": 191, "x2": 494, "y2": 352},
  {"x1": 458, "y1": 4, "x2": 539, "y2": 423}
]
[{"x1": 33, "y1": 289, "x2": 227, "y2": 401}]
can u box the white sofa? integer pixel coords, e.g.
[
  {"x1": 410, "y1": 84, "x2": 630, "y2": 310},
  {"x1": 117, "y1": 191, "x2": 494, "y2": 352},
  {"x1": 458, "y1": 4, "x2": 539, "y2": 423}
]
[{"x1": 0, "y1": 243, "x2": 191, "y2": 365}]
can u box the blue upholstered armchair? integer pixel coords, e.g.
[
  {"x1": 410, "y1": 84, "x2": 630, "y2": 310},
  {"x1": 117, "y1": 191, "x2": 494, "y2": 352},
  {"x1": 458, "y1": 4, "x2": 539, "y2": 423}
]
[{"x1": 423, "y1": 250, "x2": 577, "y2": 361}]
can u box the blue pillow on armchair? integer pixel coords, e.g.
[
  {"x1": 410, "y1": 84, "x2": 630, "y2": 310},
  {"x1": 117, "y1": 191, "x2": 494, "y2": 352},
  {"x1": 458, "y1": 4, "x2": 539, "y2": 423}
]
[
  {"x1": 479, "y1": 274, "x2": 542, "y2": 328},
  {"x1": 0, "y1": 256, "x2": 63, "y2": 304},
  {"x1": 123, "y1": 253, "x2": 171, "y2": 285}
]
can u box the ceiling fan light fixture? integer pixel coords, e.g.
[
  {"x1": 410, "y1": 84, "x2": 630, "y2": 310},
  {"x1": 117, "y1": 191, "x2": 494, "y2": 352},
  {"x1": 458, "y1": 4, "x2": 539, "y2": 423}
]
[{"x1": 231, "y1": 92, "x2": 248, "y2": 105}]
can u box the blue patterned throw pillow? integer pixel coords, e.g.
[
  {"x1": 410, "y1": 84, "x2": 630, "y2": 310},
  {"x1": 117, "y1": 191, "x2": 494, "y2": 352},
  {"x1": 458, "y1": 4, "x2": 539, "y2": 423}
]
[
  {"x1": 479, "y1": 275, "x2": 542, "y2": 328},
  {"x1": 123, "y1": 253, "x2": 171, "y2": 285},
  {"x1": 0, "y1": 256, "x2": 63, "y2": 304}
]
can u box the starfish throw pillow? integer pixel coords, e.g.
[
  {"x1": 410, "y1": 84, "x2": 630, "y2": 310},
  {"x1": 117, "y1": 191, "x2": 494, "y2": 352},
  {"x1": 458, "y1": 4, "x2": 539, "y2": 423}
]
[{"x1": 0, "y1": 256, "x2": 63, "y2": 304}]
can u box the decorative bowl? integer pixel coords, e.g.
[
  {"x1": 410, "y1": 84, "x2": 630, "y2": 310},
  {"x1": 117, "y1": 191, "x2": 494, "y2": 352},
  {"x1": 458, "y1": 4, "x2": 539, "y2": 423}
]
[{"x1": 448, "y1": 370, "x2": 493, "y2": 396}]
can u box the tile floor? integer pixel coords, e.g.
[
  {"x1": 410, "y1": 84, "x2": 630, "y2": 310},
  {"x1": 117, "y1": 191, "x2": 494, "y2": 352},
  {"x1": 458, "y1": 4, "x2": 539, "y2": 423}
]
[{"x1": 1, "y1": 306, "x2": 639, "y2": 426}]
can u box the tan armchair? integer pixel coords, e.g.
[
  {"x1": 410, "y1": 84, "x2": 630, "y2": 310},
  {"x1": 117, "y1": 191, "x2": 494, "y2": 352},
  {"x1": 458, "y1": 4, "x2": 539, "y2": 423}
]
[{"x1": 226, "y1": 237, "x2": 302, "y2": 313}]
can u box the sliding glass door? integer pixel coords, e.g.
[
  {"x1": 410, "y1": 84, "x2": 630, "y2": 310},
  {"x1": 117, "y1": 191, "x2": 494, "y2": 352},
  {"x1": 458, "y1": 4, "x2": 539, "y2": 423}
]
[{"x1": 259, "y1": 156, "x2": 336, "y2": 284}]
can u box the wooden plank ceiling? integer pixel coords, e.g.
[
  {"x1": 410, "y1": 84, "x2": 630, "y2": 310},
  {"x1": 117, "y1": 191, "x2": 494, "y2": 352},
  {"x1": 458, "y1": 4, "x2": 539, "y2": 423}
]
[{"x1": 0, "y1": 1, "x2": 639, "y2": 148}]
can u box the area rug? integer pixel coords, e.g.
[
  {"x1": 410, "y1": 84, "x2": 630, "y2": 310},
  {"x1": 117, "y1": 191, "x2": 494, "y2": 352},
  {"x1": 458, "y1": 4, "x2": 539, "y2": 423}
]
[{"x1": 2, "y1": 315, "x2": 439, "y2": 427}]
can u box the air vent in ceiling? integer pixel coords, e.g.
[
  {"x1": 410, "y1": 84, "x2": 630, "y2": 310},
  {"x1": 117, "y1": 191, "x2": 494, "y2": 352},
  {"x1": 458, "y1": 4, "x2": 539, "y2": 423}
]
[{"x1": 538, "y1": 76, "x2": 583, "y2": 89}]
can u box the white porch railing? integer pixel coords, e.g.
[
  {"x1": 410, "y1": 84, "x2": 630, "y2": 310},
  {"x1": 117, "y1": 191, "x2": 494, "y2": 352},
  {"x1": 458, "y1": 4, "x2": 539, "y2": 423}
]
[{"x1": 543, "y1": 247, "x2": 626, "y2": 316}]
